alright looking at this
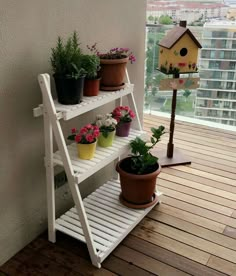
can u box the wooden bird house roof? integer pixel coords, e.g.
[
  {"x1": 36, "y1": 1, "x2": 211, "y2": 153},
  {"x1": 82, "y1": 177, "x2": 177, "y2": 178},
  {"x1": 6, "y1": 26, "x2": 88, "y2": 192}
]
[{"x1": 159, "y1": 26, "x2": 202, "y2": 49}]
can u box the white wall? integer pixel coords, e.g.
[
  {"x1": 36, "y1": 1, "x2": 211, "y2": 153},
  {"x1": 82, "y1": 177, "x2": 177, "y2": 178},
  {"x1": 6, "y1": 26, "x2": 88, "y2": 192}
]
[{"x1": 0, "y1": 0, "x2": 146, "y2": 264}]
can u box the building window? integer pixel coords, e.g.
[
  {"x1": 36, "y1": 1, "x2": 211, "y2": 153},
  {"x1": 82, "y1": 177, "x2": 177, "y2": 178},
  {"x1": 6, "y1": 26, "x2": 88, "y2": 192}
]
[
  {"x1": 221, "y1": 40, "x2": 227, "y2": 48},
  {"x1": 219, "y1": 51, "x2": 224, "y2": 59},
  {"x1": 229, "y1": 62, "x2": 236, "y2": 69},
  {"x1": 227, "y1": 82, "x2": 233, "y2": 89},
  {"x1": 224, "y1": 101, "x2": 231, "y2": 108},
  {"x1": 209, "y1": 61, "x2": 220, "y2": 69},
  {"x1": 212, "y1": 71, "x2": 222, "y2": 79},
  {"x1": 210, "y1": 51, "x2": 216, "y2": 58},
  {"x1": 228, "y1": 72, "x2": 234, "y2": 80},
  {"x1": 212, "y1": 31, "x2": 227, "y2": 38}
]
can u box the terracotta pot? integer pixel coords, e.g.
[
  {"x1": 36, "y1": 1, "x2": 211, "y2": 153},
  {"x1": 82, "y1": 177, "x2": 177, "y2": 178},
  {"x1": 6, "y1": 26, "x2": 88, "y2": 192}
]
[
  {"x1": 116, "y1": 121, "x2": 131, "y2": 137},
  {"x1": 83, "y1": 78, "x2": 101, "y2": 97},
  {"x1": 116, "y1": 157, "x2": 161, "y2": 207},
  {"x1": 99, "y1": 57, "x2": 128, "y2": 91}
]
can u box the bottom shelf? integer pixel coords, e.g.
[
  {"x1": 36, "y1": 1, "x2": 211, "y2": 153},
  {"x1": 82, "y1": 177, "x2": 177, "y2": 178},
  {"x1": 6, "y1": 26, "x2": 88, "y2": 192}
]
[{"x1": 55, "y1": 179, "x2": 162, "y2": 263}]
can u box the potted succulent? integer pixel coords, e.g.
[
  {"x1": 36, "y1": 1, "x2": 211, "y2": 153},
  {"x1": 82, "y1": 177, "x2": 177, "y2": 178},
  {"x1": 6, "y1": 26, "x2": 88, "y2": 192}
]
[
  {"x1": 81, "y1": 54, "x2": 101, "y2": 96},
  {"x1": 87, "y1": 44, "x2": 136, "y2": 91},
  {"x1": 116, "y1": 125, "x2": 165, "y2": 209},
  {"x1": 67, "y1": 124, "x2": 100, "y2": 160},
  {"x1": 50, "y1": 31, "x2": 86, "y2": 105},
  {"x1": 111, "y1": 106, "x2": 135, "y2": 137},
  {"x1": 94, "y1": 114, "x2": 117, "y2": 147}
]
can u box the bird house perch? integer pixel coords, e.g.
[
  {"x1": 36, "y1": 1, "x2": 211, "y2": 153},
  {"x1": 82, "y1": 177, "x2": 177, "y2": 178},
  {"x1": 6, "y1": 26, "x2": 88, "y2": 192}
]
[{"x1": 158, "y1": 21, "x2": 202, "y2": 74}]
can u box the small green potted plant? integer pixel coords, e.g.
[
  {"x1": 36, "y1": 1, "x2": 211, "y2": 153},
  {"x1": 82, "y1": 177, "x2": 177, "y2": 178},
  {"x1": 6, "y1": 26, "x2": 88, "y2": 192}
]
[
  {"x1": 94, "y1": 113, "x2": 117, "y2": 147},
  {"x1": 81, "y1": 54, "x2": 101, "y2": 96},
  {"x1": 87, "y1": 44, "x2": 136, "y2": 91},
  {"x1": 116, "y1": 125, "x2": 165, "y2": 209},
  {"x1": 50, "y1": 31, "x2": 86, "y2": 105}
]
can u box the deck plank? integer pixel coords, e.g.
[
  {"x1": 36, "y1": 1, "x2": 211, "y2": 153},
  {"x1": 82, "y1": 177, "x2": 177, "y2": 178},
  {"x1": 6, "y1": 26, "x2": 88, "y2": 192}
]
[
  {"x1": 148, "y1": 211, "x2": 236, "y2": 250},
  {"x1": 123, "y1": 236, "x2": 227, "y2": 276},
  {"x1": 139, "y1": 218, "x2": 236, "y2": 264},
  {"x1": 155, "y1": 203, "x2": 226, "y2": 233}
]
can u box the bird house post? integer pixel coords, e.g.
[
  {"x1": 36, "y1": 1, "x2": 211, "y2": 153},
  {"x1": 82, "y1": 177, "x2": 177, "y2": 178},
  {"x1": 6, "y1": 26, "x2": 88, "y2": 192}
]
[{"x1": 153, "y1": 20, "x2": 202, "y2": 167}]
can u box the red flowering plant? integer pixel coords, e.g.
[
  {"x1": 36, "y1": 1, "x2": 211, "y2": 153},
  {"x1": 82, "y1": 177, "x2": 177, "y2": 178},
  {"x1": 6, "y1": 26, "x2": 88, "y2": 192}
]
[
  {"x1": 87, "y1": 43, "x2": 136, "y2": 64},
  {"x1": 67, "y1": 124, "x2": 100, "y2": 144},
  {"x1": 111, "y1": 106, "x2": 135, "y2": 124}
]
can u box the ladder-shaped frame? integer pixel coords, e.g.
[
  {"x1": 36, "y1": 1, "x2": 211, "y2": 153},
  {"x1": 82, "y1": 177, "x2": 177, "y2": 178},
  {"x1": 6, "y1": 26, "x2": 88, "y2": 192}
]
[{"x1": 36, "y1": 73, "x2": 162, "y2": 268}]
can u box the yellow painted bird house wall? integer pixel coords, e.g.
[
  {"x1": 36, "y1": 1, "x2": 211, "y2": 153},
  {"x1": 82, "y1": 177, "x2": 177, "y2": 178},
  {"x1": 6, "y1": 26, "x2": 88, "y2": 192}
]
[{"x1": 158, "y1": 26, "x2": 202, "y2": 75}]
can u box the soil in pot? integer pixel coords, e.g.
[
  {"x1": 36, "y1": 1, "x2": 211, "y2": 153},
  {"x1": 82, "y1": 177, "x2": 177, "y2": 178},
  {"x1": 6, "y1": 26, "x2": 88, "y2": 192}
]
[{"x1": 54, "y1": 75, "x2": 85, "y2": 105}]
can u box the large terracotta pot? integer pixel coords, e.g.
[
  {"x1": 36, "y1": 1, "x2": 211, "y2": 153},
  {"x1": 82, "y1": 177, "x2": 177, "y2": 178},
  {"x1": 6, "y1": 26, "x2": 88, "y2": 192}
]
[
  {"x1": 99, "y1": 57, "x2": 128, "y2": 91},
  {"x1": 116, "y1": 157, "x2": 161, "y2": 209}
]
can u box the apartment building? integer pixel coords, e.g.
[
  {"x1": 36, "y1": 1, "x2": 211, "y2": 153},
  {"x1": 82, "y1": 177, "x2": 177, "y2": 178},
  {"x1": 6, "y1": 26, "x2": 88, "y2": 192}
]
[
  {"x1": 195, "y1": 21, "x2": 236, "y2": 126},
  {"x1": 146, "y1": 1, "x2": 228, "y2": 24}
]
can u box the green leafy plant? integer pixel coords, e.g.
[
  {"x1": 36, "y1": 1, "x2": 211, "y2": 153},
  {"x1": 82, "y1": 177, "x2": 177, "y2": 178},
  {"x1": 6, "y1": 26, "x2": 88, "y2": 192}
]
[
  {"x1": 81, "y1": 54, "x2": 101, "y2": 79},
  {"x1": 50, "y1": 31, "x2": 86, "y2": 79},
  {"x1": 129, "y1": 126, "x2": 165, "y2": 174}
]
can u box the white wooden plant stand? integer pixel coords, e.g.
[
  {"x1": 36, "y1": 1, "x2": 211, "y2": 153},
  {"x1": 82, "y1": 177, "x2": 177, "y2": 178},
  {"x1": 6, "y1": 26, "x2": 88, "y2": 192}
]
[{"x1": 33, "y1": 73, "x2": 162, "y2": 268}]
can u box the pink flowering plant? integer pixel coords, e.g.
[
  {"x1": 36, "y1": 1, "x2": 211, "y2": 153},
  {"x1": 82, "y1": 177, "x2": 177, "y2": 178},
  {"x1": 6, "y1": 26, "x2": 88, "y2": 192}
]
[
  {"x1": 87, "y1": 43, "x2": 136, "y2": 64},
  {"x1": 67, "y1": 124, "x2": 100, "y2": 144},
  {"x1": 112, "y1": 106, "x2": 135, "y2": 124}
]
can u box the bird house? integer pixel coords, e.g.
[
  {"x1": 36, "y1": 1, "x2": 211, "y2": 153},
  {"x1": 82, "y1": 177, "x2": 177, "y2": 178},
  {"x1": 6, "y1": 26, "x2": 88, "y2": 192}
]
[{"x1": 158, "y1": 22, "x2": 202, "y2": 75}]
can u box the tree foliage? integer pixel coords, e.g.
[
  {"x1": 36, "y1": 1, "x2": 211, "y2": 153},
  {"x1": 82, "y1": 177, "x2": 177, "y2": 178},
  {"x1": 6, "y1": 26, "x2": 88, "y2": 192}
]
[
  {"x1": 183, "y1": 89, "x2": 191, "y2": 100},
  {"x1": 159, "y1": 15, "x2": 173, "y2": 25},
  {"x1": 148, "y1": 15, "x2": 154, "y2": 22}
]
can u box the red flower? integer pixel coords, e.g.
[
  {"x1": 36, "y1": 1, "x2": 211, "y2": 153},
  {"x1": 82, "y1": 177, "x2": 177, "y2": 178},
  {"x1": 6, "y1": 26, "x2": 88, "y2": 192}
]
[
  {"x1": 86, "y1": 134, "x2": 94, "y2": 143},
  {"x1": 112, "y1": 106, "x2": 135, "y2": 124},
  {"x1": 75, "y1": 134, "x2": 82, "y2": 143},
  {"x1": 71, "y1": 128, "x2": 77, "y2": 134},
  {"x1": 68, "y1": 124, "x2": 100, "y2": 144}
]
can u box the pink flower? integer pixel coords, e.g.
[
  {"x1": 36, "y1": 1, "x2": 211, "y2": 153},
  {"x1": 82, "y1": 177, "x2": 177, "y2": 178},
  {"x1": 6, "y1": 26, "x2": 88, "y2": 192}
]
[
  {"x1": 71, "y1": 128, "x2": 77, "y2": 134},
  {"x1": 94, "y1": 129, "x2": 100, "y2": 137},
  {"x1": 80, "y1": 127, "x2": 88, "y2": 134},
  {"x1": 112, "y1": 106, "x2": 135, "y2": 124},
  {"x1": 68, "y1": 124, "x2": 100, "y2": 144},
  {"x1": 75, "y1": 134, "x2": 82, "y2": 143},
  {"x1": 129, "y1": 110, "x2": 135, "y2": 118},
  {"x1": 86, "y1": 134, "x2": 94, "y2": 143},
  {"x1": 114, "y1": 117, "x2": 120, "y2": 123},
  {"x1": 85, "y1": 124, "x2": 93, "y2": 129},
  {"x1": 87, "y1": 44, "x2": 136, "y2": 64}
]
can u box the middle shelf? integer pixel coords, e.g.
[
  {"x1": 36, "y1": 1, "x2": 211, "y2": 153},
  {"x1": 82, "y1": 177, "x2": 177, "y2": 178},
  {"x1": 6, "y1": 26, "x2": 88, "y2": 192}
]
[{"x1": 53, "y1": 129, "x2": 145, "y2": 184}]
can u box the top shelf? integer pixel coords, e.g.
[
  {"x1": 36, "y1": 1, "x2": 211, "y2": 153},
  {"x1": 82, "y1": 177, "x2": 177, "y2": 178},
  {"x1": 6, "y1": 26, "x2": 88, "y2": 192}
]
[{"x1": 34, "y1": 84, "x2": 134, "y2": 121}]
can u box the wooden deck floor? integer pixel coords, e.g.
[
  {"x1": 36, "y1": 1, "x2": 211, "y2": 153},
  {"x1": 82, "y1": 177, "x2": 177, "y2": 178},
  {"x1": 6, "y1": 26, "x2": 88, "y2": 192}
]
[{"x1": 1, "y1": 114, "x2": 236, "y2": 276}]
